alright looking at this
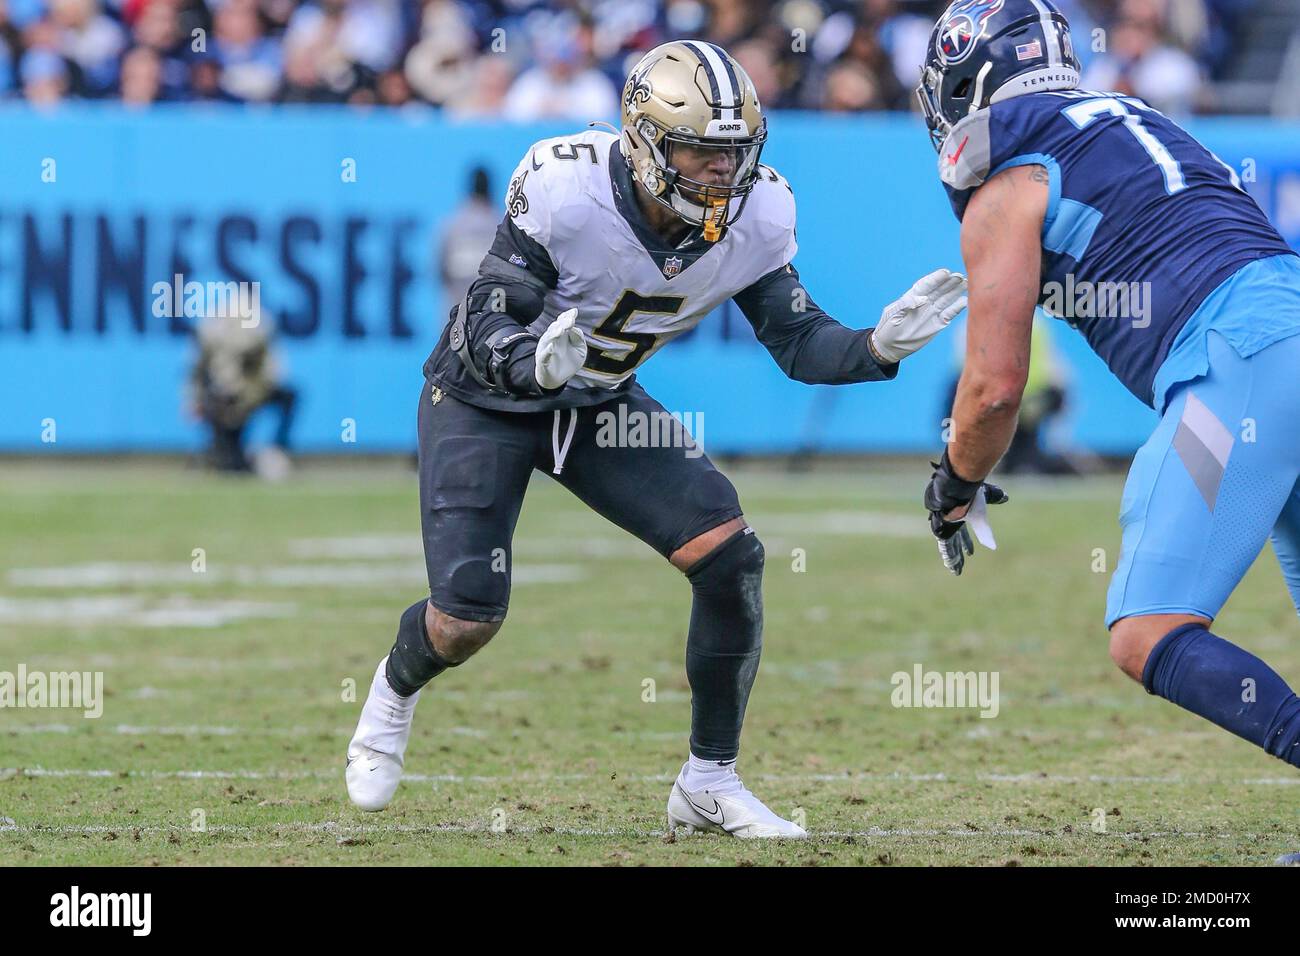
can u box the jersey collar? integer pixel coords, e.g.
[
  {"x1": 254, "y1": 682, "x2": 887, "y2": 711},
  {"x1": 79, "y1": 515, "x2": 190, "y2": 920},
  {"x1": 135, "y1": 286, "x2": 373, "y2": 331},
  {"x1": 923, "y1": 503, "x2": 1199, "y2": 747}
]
[{"x1": 607, "y1": 140, "x2": 723, "y2": 279}]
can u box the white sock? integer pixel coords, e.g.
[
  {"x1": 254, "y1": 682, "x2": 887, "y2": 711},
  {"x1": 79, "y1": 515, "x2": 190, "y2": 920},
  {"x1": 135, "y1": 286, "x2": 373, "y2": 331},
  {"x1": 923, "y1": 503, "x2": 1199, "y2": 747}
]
[
  {"x1": 682, "y1": 753, "x2": 737, "y2": 792},
  {"x1": 375, "y1": 658, "x2": 419, "y2": 709}
]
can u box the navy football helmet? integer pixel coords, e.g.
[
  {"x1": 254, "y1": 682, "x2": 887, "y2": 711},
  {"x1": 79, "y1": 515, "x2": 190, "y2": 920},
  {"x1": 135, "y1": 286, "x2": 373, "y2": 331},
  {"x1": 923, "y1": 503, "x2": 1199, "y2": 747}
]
[{"x1": 917, "y1": 0, "x2": 1081, "y2": 151}]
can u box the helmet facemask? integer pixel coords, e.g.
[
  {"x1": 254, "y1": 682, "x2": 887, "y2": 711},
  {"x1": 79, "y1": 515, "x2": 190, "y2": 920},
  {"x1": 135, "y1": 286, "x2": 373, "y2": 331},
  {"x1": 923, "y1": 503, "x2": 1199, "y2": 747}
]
[
  {"x1": 916, "y1": 64, "x2": 950, "y2": 153},
  {"x1": 632, "y1": 115, "x2": 767, "y2": 240},
  {"x1": 619, "y1": 40, "x2": 769, "y2": 241},
  {"x1": 918, "y1": 62, "x2": 987, "y2": 153}
]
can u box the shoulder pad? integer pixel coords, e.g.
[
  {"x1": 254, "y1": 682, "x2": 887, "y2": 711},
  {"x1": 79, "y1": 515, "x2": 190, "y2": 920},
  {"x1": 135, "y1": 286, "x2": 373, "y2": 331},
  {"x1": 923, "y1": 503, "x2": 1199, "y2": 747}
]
[
  {"x1": 748, "y1": 165, "x2": 796, "y2": 232},
  {"x1": 737, "y1": 164, "x2": 797, "y2": 271},
  {"x1": 755, "y1": 163, "x2": 792, "y2": 192},
  {"x1": 937, "y1": 110, "x2": 992, "y2": 191},
  {"x1": 505, "y1": 130, "x2": 616, "y2": 248}
]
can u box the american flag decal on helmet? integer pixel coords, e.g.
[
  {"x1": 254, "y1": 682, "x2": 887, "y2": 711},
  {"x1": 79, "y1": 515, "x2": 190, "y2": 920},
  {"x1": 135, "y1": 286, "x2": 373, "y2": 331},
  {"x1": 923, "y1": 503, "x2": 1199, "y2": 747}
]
[{"x1": 1015, "y1": 39, "x2": 1042, "y2": 59}]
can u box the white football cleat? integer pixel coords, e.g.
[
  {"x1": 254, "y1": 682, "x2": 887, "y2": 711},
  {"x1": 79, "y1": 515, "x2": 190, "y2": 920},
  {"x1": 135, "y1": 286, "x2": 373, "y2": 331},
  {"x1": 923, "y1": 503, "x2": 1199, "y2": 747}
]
[
  {"x1": 345, "y1": 657, "x2": 421, "y2": 812},
  {"x1": 252, "y1": 445, "x2": 292, "y2": 482},
  {"x1": 666, "y1": 762, "x2": 808, "y2": 839}
]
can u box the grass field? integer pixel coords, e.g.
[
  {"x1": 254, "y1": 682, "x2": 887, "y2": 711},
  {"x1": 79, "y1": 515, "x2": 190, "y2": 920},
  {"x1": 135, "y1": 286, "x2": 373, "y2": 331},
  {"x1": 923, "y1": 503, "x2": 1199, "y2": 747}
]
[{"x1": 1, "y1": 459, "x2": 1298, "y2": 866}]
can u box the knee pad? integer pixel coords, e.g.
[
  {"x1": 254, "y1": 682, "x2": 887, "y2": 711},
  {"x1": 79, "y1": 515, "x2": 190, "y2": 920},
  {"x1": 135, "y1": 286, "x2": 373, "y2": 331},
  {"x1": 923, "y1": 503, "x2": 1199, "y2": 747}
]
[
  {"x1": 687, "y1": 527, "x2": 764, "y2": 590},
  {"x1": 685, "y1": 528, "x2": 764, "y2": 651},
  {"x1": 444, "y1": 555, "x2": 510, "y2": 619}
]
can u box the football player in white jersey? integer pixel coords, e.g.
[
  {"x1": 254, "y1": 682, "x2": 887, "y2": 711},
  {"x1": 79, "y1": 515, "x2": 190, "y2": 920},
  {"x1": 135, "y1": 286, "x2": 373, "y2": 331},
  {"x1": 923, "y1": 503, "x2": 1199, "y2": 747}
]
[{"x1": 346, "y1": 40, "x2": 967, "y2": 838}]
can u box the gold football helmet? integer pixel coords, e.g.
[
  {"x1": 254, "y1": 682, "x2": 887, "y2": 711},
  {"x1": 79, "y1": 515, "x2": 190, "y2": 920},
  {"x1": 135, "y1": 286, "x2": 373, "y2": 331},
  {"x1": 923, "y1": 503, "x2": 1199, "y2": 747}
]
[{"x1": 619, "y1": 40, "x2": 767, "y2": 241}]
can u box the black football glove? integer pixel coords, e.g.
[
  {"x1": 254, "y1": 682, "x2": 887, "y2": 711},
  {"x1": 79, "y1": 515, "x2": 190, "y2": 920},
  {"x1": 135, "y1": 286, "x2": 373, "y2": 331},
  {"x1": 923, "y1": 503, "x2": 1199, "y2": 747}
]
[{"x1": 923, "y1": 449, "x2": 1009, "y2": 576}]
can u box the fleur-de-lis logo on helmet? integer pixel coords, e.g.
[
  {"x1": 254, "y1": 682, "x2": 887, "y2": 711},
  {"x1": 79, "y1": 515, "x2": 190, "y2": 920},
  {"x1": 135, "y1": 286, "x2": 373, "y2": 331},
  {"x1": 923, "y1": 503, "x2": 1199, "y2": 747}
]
[{"x1": 623, "y1": 68, "x2": 652, "y2": 112}]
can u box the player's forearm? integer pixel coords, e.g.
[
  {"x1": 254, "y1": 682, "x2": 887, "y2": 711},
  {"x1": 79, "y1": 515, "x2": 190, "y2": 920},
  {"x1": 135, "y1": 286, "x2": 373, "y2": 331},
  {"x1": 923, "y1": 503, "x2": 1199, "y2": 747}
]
[
  {"x1": 947, "y1": 373, "x2": 1022, "y2": 481},
  {"x1": 455, "y1": 256, "x2": 557, "y2": 396},
  {"x1": 734, "y1": 264, "x2": 898, "y2": 384},
  {"x1": 446, "y1": 215, "x2": 567, "y2": 396},
  {"x1": 776, "y1": 320, "x2": 899, "y2": 384},
  {"x1": 947, "y1": 165, "x2": 1043, "y2": 481}
]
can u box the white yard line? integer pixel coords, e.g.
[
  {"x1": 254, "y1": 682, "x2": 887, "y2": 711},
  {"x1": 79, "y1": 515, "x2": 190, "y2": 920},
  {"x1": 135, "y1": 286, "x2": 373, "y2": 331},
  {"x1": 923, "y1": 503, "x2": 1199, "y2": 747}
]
[
  {"x1": 3, "y1": 724, "x2": 487, "y2": 738},
  {"x1": 289, "y1": 535, "x2": 651, "y2": 560},
  {"x1": 755, "y1": 512, "x2": 925, "y2": 538},
  {"x1": 7, "y1": 562, "x2": 584, "y2": 589},
  {"x1": 0, "y1": 820, "x2": 1263, "y2": 841},
  {"x1": 0, "y1": 595, "x2": 295, "y2": 628},
  {"x1": 2, "y1": 767, "x2": 1295, "y2": 786},
  {"x1": 0, "y1": 720, "x2": 1246, "y2": 739}
]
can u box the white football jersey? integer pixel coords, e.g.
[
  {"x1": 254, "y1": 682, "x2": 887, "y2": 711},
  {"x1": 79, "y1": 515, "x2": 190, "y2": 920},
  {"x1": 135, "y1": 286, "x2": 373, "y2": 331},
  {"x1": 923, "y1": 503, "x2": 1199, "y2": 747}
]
[{"x1": 504, "y1": 130, "x2": 797, "y2": 391}]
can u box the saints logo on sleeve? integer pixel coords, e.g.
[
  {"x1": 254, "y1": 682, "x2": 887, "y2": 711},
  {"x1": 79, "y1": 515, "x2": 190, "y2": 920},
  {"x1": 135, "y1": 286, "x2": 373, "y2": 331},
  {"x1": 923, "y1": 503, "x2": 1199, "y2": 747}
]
[{"x1": 506, "y1": 168, "x2": 529, "y2": 218}]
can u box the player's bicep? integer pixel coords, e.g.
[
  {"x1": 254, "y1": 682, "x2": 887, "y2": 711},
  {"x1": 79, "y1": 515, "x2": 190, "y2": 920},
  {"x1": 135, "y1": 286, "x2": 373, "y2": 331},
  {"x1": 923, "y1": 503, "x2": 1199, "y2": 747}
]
[
  {"x1": 457, "y1": 217, "x2": 555, "y2": 343},
  {"x1": 959, "y1": 165, "x2": 1046, "y2": 391},
  {"x1": 733, "y1": 263, "x2": 815, "y2": 337},
  {"x1": 485, "y1": 216, "x2": 559, "y2": 290}
]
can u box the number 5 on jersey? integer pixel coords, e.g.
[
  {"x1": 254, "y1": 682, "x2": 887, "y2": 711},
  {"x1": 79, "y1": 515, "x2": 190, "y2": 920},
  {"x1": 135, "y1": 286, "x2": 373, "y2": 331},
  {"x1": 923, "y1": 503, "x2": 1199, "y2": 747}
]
[{"x1": 583, "y1": 291, "x2": 686, "y2": 378}]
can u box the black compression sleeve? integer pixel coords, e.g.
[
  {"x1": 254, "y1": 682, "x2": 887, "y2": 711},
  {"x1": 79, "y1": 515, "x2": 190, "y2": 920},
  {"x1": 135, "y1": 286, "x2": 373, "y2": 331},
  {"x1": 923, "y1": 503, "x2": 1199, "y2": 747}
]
[
  {"x1": 733, "y1": 262, "x2": 898, "y2": 385},
  {"x1": 454, "y1": 217, "x2": 563, "y2": 396}
]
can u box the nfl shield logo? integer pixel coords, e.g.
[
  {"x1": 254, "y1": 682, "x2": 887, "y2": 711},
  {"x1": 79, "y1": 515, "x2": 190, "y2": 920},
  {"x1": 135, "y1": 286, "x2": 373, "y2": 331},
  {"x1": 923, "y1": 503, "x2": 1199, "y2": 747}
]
[{"x1": 662, "y1": 256, "x2": 683, "y2": 279}]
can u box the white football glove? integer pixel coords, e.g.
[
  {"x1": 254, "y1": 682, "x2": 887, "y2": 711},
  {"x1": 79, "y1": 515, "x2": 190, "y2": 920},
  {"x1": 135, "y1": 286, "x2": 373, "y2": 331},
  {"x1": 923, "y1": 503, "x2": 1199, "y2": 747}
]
[
  {"x1": 869, "y1": 269, "x2": 967, "y2": 364},
  {"x1": 534, "y1": 309, "x2": 588, "y2": 391}
]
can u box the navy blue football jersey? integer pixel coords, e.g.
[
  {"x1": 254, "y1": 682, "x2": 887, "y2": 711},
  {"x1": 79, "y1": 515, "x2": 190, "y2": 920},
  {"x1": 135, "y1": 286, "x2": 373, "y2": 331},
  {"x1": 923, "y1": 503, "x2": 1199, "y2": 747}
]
[{"x1": 939, "y1": 89, "x2": 1296, "y2": 405}]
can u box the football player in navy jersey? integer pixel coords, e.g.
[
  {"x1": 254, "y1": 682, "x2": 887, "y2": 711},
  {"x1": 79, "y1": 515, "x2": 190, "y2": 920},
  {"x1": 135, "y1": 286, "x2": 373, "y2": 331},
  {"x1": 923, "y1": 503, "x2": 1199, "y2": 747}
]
[{"x1": 915, "y1": 0, "x2": 1300, "y2": 859}]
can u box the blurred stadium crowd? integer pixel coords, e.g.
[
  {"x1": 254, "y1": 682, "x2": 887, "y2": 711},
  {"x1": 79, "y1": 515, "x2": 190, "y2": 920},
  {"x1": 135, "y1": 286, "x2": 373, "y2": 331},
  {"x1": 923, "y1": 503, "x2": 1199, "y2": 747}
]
[{"x1": 0, "y1": 0, "x2": 1270, "y2": 115}]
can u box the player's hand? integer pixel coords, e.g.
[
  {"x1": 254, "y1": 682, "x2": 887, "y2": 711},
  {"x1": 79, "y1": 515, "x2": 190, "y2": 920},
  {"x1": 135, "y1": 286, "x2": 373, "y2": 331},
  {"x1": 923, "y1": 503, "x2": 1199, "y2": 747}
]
[
  {"x1": 924, "y1": 450, "x2": 1008, "y2": 576},
  {"x1": 535, "y1": 309, "x2": 587, "y2": 391},
  {"x1": 869, "y1": 269, "x2": 967, "y2": 364},
  {"x1": 931, "y1": 518, "x2": 974, "y2": 576}
]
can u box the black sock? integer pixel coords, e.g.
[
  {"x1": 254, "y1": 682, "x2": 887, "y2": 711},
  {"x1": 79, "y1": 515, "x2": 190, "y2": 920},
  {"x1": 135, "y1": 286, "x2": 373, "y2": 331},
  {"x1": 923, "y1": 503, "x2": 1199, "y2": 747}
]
[
  {"x1": 385, "y1": 599, "x2": 455, "y2": 698},
  {"x1": 684, "y1": 528, "x2": 765, "y2": 762}
]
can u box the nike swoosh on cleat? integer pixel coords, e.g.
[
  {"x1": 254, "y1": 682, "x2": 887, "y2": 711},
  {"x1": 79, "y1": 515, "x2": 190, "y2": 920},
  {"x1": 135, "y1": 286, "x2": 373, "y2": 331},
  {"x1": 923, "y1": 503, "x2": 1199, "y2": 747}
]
[{"x1": 683, "y1": 788, "x2": 725, "y2": 825}]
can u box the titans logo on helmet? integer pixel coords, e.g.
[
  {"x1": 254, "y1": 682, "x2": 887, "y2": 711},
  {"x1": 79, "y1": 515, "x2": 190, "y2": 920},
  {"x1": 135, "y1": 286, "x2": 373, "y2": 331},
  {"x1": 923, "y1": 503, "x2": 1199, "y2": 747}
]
[{"x1": 937, "y1": 0, "x2": 1006, "y2": 64}]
